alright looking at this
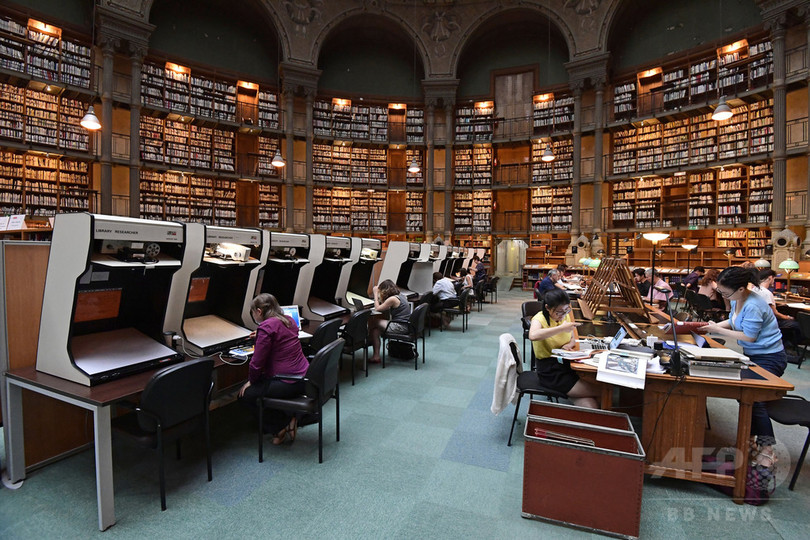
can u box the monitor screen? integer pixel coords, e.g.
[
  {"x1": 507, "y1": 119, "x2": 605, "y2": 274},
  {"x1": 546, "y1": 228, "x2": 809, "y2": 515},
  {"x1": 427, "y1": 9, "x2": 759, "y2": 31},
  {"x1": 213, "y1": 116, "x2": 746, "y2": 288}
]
[
  {"x1": 280, "y1": 305, "x2": 301, "y2": 330},
  {"x1": 73, "y1": 288, "x2": 122, "y2": 323},
  {"x1": 609, "y1": 326, "x2": 627, "y2": 350}
]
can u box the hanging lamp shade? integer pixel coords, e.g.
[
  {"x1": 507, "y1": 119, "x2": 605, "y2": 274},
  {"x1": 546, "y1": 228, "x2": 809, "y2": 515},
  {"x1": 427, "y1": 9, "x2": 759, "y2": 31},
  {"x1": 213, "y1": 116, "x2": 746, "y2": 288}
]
[
  {"x1": 80, "y1": 105, "x2": 101, "y2": 130},
  {"x1": 541, "y1": 144, "x2": 555, "y2": 162},
  {"x1": 711, "y1": 96, "x2": 733, "y2": 121},
  {"x1": 271, "y1": 150, "x2": 285, "y2": 168},
  {"x1": 408, "y1": 157, "x2": 420, "y2": 173},
  {"x1": 754, "y1": 258, "x2": 771, "y2": 268}
]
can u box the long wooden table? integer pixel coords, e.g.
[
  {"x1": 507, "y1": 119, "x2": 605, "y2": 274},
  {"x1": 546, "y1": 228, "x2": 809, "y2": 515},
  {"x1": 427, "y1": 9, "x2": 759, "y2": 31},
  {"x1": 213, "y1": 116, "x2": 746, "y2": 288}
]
[{"x1": 570, "y1": 317, "x2": 794, "y2": 503}]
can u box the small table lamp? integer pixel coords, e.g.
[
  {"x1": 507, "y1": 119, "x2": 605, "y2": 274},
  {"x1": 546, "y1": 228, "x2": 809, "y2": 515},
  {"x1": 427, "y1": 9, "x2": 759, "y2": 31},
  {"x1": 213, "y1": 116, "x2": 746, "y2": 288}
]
[
  {"x1": 779, "y1": 258, "x2": 800, "y2": 295},
  {"x1": 754, "y1": 258, "x2": 771, "y2": 269},
  {"x1": 642, "y1": 232, "x2": 670, "y2": 304}
]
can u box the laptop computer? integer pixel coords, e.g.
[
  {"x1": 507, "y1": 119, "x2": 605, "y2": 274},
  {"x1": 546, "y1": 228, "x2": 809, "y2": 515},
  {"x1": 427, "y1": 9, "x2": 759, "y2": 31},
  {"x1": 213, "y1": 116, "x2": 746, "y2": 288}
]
[
  {"x1": 281, "y1": 305, "x2": 312, "y2": 339},
  {"x1": 607, "y1": 326, "x2": 655, "y2": 356}
]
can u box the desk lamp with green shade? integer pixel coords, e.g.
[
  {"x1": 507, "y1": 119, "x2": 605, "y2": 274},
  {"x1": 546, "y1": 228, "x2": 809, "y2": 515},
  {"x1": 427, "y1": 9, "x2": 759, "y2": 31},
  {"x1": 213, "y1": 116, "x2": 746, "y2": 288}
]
[
  {"x1": 642, "y1": 232, "x2": 669, "y2": 304},
  {"x1": 778, "y1": 258, "x2": 800, "y2": 295}
]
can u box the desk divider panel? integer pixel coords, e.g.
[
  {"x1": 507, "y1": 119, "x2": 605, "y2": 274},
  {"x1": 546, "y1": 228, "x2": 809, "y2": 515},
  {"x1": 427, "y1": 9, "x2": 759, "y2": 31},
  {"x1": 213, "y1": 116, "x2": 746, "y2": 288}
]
[{"x1": 0, "y1": 241, "x2": 92, "y2": 468}]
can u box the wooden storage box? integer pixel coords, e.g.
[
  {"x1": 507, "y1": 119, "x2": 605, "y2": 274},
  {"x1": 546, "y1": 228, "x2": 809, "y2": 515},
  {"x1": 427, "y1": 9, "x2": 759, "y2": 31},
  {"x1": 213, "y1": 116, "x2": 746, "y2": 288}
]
[
  {"x1": 522, "y1": 404, "x2": 645, "y2": 539},
  {"x1": 527, "y1": 400, "x2": 634, "y2": 432}
]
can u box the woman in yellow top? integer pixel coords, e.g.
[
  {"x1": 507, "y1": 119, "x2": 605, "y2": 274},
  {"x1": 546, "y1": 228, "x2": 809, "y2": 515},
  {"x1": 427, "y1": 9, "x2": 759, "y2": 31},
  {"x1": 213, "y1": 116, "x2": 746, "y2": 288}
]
[{"x1": 528, "y1": 289, "x2": 599, "y2": 408}]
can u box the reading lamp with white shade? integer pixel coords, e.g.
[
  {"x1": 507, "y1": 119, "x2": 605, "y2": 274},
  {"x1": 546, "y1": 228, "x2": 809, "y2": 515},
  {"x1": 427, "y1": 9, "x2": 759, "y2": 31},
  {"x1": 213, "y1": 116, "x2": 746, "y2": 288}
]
[
  {"x1": 779, "y1": 258, "x2": 800, "y2": 295},
  {"x1": 754, "y1": 258, "x2": 771, "y2": 268},
  {"x1": 681, "y1": 243, "x2": 698, "y2": 272},
  {"x1": 642, "y1": 232, "x2": 669, "y2": 304}
]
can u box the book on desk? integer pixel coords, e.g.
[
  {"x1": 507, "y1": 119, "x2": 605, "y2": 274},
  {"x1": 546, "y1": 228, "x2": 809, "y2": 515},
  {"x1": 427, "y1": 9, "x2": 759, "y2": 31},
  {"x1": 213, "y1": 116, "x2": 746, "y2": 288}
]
[{"x1": 679, "y1": 343, "x2": 751, "y2": 380}]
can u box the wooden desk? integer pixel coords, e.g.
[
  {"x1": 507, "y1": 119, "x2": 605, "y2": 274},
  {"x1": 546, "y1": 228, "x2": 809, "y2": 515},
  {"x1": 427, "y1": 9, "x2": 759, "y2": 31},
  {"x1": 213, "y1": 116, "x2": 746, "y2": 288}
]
[
  {"x1": 4, "y1": 356, "x2": 244, "y2": 531},
  {"x1": 570, "y1": 323, "x2": 793, "y2": 503}
]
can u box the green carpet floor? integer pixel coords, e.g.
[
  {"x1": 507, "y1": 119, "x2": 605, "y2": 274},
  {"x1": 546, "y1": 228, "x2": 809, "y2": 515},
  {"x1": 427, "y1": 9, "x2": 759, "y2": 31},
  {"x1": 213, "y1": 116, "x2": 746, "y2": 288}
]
[{"x1": 1, "y1": 287, "x2": 809, "y2": 538}]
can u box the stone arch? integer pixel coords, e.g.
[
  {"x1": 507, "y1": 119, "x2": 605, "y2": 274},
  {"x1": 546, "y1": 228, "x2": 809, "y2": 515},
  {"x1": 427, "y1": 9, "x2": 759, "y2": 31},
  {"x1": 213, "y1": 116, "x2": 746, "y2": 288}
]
[
  {"x1": 310, "y1": 9, "x2": 429, "y2": 78},
  {"x1": 448, "y1": 5, "x2": 575, "y2": 80},
  {"x1": 141, "y1": 0, "x2": 291, "y2": 59}
]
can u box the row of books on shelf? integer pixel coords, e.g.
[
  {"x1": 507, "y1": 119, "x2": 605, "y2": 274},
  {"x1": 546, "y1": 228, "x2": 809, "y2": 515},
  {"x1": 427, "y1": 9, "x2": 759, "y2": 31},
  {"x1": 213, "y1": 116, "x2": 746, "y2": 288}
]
[
  {"x1": 313, "y1": 101, "x2": 423, "y2": 143},
  {"x1": 0, "y1": 83, "x2": 90, "y2": 151},
  {"x1": 0, "y1": 15, "x2": 92, "y2": 88}
]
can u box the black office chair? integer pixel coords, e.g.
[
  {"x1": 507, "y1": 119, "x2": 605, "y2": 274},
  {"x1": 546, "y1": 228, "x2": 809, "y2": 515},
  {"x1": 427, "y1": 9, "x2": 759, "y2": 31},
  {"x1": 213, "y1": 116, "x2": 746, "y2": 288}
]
[
  {"x1": 485, "y1": 276, "x2": 500, "y2": 303},
  {"x1": 258, "y1": 338, "x2": 344, "y2": 464},
  {"x1": 521, "y1": 300, "x2": 544, "y2": 362},
  {"x1": 671, "y1": 283, "x2": 687, "y2": 312},
  {"x1": 441, "y1": 288, "x2": 473, "y2": 332},
  {"x1": 474, "y1": 280, "x2": 487, "y2": 312},
  {"x1": 382, "y1": 303, "x2": 429, "y2": 370},
  {"x1": 507, "y1": 342, "x2": 567, "y2": 447},
  {"x1": 112, "y1": 358, "x2": 214, "y2": 511},
  {"x1": 687, "y1": 290, "x2": 726, "y2": 322},
  {"x1": 339, "y1": 308, "x2": 372, "y2": 385},
  {"x1": 766, "y1": 395, "x2": 810, "y2": 490},
  {"x1": 795, "y1": 312, "x2": 810, "y2": 369},
  {"x1": 303, "y1": 318, "x2": 343, "y2": 361}
]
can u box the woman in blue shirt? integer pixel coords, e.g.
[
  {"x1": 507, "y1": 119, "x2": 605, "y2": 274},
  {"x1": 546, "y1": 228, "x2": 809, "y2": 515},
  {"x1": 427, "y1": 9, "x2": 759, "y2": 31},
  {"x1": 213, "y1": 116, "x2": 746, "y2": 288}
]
[{"x1": 704, "y1": 266, "x2": 787, "y2": 468}]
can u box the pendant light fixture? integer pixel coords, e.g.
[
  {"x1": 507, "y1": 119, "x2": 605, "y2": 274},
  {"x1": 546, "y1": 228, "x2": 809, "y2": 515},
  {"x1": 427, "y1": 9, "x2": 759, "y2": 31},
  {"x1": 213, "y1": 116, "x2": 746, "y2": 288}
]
[
  {"x1": 408, "y1": 155, "x2": 420, "y2": 173},
  {"x1": 271, "y1": 146, "x2": 285, "y2": 168},
  {"x1": 711, "y1": 96, "x2": 732, "y2": 121},
  {"x1": 711, "y1": 0, "x2": 732, "y2": 122},
  {"x1": 81, "y1": 105, "x2": 101, "y2": 130},
  {"x1": 80, "y1": 8, "x2": 100, "y2": 131},
  {"x1": 540, "y1": 12, "x2": 554, "y2": 162},
  {"x1": 541, "y1": 142, "x2": 555, "y2": 162}
]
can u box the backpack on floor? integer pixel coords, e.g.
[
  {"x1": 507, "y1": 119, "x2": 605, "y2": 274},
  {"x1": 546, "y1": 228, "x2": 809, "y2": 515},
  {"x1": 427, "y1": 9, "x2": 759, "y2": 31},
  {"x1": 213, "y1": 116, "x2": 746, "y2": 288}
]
[{"x1": 387, "y1": 340, "x2": 416, "y2": 360}]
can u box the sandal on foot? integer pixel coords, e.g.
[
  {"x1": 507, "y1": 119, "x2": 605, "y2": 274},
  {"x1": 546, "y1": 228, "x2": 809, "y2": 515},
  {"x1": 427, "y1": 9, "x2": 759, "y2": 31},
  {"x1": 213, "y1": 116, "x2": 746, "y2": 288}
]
[
  {"x1": 272, "y1": 426, "x2": 288, "y2": 445},
  {"x1": 287, "y1": 417, "x2": 298, "y2": 443},
  {"x1": 754, "y1": 451, "x2": 777, "y2": 468}
]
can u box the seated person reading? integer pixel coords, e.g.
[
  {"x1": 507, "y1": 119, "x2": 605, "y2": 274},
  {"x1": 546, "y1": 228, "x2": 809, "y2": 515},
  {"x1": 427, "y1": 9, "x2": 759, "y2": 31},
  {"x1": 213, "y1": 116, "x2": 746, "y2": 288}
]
[
  {"x1": 238, "y1": 293, "x2": 309, "y2": 445},
  {"x1": 369, "y1": 279, "x2": 412, "y2": 363},
  {"x1": 534, "y1": 268, "x2": 564, "y2": 300},
  {"x1": 528, "y1": 289, "x2": 599, "y2": 409}
]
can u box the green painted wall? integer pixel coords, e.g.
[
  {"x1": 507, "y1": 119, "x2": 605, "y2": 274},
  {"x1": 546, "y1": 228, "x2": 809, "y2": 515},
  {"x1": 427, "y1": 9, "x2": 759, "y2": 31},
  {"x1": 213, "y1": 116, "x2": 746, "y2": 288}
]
[
  {"x1": 318, "y1": 27, "x2": 424, "y2": 99},
  {"x1": 457, "y1": 19, "x2": 568, "y2": 98},
  {"x1": 7, "y1": 0, "x2": 91, "y2": 29},
  {"x1": 148, "y1": 0, "x2": 278, "y2": 81},
  {"x1": 611, "y1": 0, "x2": 764, "y2": 70}
]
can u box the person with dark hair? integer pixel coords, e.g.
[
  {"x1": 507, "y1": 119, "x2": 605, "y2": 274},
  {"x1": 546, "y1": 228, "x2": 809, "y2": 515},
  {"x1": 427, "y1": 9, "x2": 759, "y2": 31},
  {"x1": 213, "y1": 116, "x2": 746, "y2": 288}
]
[
  {"x1": 238, "y1": 293, "x2": 309, "y2": 444},
  {"x1": 698, "y1": 268, "x2": 723, "y2": 309},
  {"x1": 756, "y1": 269, "x2": 800, "y2": 351},
  {"x1": 458, "y1": 267, "x2": 473, "y2": 290},
  {"x1": 683, "y1": 265, "x2": 706, "y2": 290},
  {"x1": 703, "y1": 266, "x2": 787, "y2": 468},
  {"x1": 632, "y1": 267, "x2": 650, "y2": 298},
  {"x1": 528, "y1": 289, "x2": 599, "y2": 408},
  {"x1": 369, "y1": 279, "x2": 412, "y2": 363}
]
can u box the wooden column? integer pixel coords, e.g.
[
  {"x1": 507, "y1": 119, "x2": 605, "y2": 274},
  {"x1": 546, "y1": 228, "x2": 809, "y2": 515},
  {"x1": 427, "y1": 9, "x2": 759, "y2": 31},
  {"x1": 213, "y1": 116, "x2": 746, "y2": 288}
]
[
  {"x1": 444, "y1": 102, "x2": 454, "y2": 239},
  {"x1": 305, "y1": 89, "x2": 315, "y2": 233},
  {"x1": 592, "y1": 79, "x2": 605, "y2": 236},
  {"x1": 769, "y1": 17, "x2": 787, "y2": 231},
  {"x1": 283, "y1": 87, "x2": 295, "y2": 232}
]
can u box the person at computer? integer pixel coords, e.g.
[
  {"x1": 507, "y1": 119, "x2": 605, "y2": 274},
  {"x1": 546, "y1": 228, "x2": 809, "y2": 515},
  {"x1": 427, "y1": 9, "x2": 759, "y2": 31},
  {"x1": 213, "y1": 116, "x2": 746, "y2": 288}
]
[
  {"x1": 238, "y1": 293, "x2": 309, "y2": 445},
  {"x1": 433, "y1": 271, "x2": 459, "y2": 328},
  {"x1": 528, "y1": 289, "x2": 599, "y2": 409},
  {"x1": 369, "y1": 279, "x2": 413, "y2": 364},
  {"x1": 755, "y1": 269, "x2": 800, "y2": 352},
  {"x1": 703, "y1": 266, "x2": 787, "y2": 469}
]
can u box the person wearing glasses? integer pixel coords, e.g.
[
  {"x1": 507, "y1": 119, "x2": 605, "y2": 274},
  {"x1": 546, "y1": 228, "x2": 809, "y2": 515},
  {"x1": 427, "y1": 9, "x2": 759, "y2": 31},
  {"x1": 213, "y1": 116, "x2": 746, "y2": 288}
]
[
  {"x1": 528, "y1": 289, "x2": 599, "y2": 408},
  {"x1": 703, "y1": 266, "x2": 787, "y2": 469},
  {"x1": 238, "y1": 293, "x2": 309, "y2": 446}
]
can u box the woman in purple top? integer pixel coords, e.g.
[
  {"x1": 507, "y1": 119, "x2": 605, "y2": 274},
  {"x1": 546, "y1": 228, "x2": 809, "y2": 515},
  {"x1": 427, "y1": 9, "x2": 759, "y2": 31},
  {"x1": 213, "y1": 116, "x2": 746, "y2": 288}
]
[{"x1": 238, "y1": 293, "x2": 309, "y2": 445}]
